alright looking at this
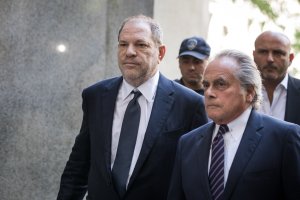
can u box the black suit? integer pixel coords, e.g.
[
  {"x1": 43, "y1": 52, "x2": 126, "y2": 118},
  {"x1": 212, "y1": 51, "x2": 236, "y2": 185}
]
[
  {"x1": 285, "y1": 75, "x2": 300, "y2": 125},
  {"x1": 57, "y1": 74, "x2": 208, "y2": 200},
  {"x1": 168, "y1": 110, "x2": 300, "y2": 200}
]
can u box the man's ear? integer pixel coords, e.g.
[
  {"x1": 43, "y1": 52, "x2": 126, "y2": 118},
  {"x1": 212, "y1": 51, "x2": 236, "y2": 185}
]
[
  {"x1": 246, "y1": 86, "x2": 255, "y2": 103},
  {"x1": 289, "y1": 53, "x2": 294, "y2": 65},
  {"x1": 158, "y1": 45, "x2": 166, "y2": 61}
]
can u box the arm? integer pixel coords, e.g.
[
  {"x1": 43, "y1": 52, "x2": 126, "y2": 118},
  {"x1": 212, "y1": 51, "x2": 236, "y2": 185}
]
[
  {"x1": 282, "y1": 124, "x2": 300, "y2": 199},
  {"x1": 167, "y1": 138, "x2": 186, "y2": 200},
  {"x1": 190, "y1": 95, "x2": 209, "y2": 129},
  {"x1": 57, "y1": 91, "x2": 91, "y2": 200}
]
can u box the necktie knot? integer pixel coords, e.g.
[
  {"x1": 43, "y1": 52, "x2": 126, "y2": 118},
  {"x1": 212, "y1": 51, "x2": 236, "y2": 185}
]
[
  {"x1": 218, "y1": 124, "x2": 229, "y2": 135},
  {"x1": 131, "y1": 90, "x2": 142, "y2": 101},
  {"x1": 213, "y1": 124, "x2": 228, "y2": 143}
]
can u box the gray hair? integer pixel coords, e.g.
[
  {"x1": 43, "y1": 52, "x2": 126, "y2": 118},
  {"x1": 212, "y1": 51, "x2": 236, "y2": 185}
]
[
  {"x1": 118, "y1": 14, "x2": 163, "y2": 46},
  {"x1": 215, "y1": 49, "x2": 262, "y2": 110}
]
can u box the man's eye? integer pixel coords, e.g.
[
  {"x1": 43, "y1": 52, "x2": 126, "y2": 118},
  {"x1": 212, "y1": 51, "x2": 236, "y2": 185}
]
[
  {"x1": 137, "y1": 43, "x2": 148, "y2": 48},
  {"x1": 202, "y1": 82, "x2": 209, "y2": 89},
  {"x1": 193, "y1": 60, "x2": 202, "y2": 65},
  {"x1": 181, "y1": 60, "x2": 190, "y2": 64},
  {"x1": 215, "y1": 81, "x2": 227, "y2": 90},
  {"x1": 258, "y1": 50, "x2": 268, "y2": 55},
  {"x1": 273, "y1": 50, "x2": 285, "y2": 57},
  {"x1": 118, "y1": 43, "x2": 127, "y2": 47},
  {"x1": 217, "y1": 82, "x2": 225, "y2": 86}
]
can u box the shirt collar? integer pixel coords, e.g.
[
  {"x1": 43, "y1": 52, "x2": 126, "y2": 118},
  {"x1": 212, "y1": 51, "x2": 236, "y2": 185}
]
[
  {"x1": 262, "y1": 73, "x2": 289, "y2": 92},
  {"x1": 120, "y1": 71, "x2": 159, "y2": 102},
  {"x1": 138, "y1": 71, "x2": 159, "y2": 102},
  {"x1": 279, "y1": 73, "x2": 288, "y2": 90},
  {"x1": 214, "y1": 106, "x2": 252, "y2": 140},
  {"x1": 227, "y1": 106, "x2": 252, "y2": 133}
]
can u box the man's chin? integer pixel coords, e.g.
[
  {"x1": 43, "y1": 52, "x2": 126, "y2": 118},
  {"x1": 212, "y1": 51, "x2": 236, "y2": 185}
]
[
  {"x1": 187, "y1": 79, "x2": 200, "y2": 85},
  {"x1": 262, "y1": 74, "x2": 279, "y2": 82}
]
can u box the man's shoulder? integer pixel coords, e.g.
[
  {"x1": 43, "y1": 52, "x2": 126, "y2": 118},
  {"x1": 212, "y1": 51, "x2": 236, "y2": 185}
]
[
  {"x1": 174, "y1": 78, "x2": 181, "y2": 84},
  {"x1": 80, "y1": 77, "x2": 122, "y2": 99},
  {"x1": 181, "y1": 122, "x2": 213, "y2": 141},
  {"x1": 160, "y1": 75, "x2": 200, "y2": 96},
  {"x1": 84, "y1": 76, "x2": 122, "y2": 92},
  {"x1": 256, "y1": 111, "x2": 300, "y2": 131},
  {"x1": 174, "y1": 83, "x2": 204, "y2": 102},
  {"x1": 288, "y1": 75, "x2": 300, "y2": 87},
  {"x1": 171, "y1": 79, "x2": 202, "y2": 96}
]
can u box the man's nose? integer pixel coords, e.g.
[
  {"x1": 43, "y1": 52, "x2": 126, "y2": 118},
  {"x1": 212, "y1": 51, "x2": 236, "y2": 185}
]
[
  {"x1": 204, "y1": 86, "x2": 215, "y2": 98},
  {"x1": 267, "y1": 52, "x2": 274, "y2": 62},
  {"x1": 189, "y1": 64, "x2": 195, "y2": 70},
  {"x1": 126, "y1": 44, "x2": 137, "y2": 56}
]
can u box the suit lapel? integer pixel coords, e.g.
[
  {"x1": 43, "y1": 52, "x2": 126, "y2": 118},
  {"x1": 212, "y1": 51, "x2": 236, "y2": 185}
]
[
  {"x1": 285, "y1": 76, "x2": 300, "y2": 123},
  {"x1": 223, "y1": 110, "x2": 263, "y2": 199},
  {"x1": 95, "y1": 78, "x2": 122, "y2": 182},
  {"x1": 196, "y1": 123, "x2": 216, "y2": 200},
  {"x1": 128, "y1": 74, "x2": 175, "y2": 187}
]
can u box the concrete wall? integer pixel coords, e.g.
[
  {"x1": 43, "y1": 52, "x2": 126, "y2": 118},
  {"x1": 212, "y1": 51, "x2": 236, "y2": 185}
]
[
  {"x1": 0, "y1": 1, "x2": 153, "y2": 199},
  {"x1": 0, "y1": 0, "x2": 208, "y2": 199},
  {"x1": 155, "y1": 0, "x2": 210, "y2": 80}
]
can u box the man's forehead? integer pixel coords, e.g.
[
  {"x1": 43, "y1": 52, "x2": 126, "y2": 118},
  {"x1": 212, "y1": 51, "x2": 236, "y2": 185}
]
[
  {"x1": 119, "y1": 22, "x2": 152, "y2": 41},
  {"x1": 204, "y1": 67, "x2": 230, "y2": 80},
  {"x1": 180, "y1": 55, "x2": 202, "y2": 60},
  {"x1": 121, "y1": 21, "x2": 150, "y2": 33},
  {"x1": 204, "y1": 62, "x2": 237, "y2": 80},
  {"x1": 256, "y1": 33, "x2": 290, "y2": 49},
  {"x1": 255, "y1": 43, "x2": 289, "y2": 54}
]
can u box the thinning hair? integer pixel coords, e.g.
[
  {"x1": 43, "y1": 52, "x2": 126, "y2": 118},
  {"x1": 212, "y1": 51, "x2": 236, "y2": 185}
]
[
  {"x1": 118, "y1": 14, "x2": 163, "y2": 46},
  {"x1": 215, "y1": 49, "x2": 262, "y2": 110}
]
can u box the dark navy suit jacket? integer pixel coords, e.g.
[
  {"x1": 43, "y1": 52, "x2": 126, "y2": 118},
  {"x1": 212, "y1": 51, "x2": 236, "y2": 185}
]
[
  {"x1": 57, "y1": 74, "x2": 208, "y2": 200},
  {"x1": 168, "y1": 110, "x2": 300, "y2": 200},
  {"x1": 285, "y1": 75, "x2": 300, "y2": 125}
]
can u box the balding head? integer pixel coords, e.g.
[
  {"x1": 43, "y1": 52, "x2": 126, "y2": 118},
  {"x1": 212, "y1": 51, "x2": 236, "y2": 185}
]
[
  {"x1": 253, "y1": 30, "x2": 294, "y2": 89},
  {"x1": 254, "y1": 31, "x2": 291, "y2": 50}
]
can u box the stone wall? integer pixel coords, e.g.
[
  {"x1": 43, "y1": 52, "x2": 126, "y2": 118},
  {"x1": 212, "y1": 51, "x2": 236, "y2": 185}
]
[{"x1": 0, "y1": 0, "x2": 153, "y2": 199}]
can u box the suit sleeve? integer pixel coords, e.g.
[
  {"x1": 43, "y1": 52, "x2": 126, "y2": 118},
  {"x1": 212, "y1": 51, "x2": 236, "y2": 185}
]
[
  {"x1": 191, "y1": 95, "x2": 208, "y2": 129},
  {"x1": 282, "y1": 124, "x2": 300, "y2": 199},
  {"x1": 57, "y1": 91, "x2": 90, "y2": 200},
  {"x1": 167, "y1": 137, "x2": 186, "y2": 200}
]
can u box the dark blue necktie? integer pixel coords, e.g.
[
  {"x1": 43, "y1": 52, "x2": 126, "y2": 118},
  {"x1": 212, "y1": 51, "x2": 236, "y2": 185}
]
[
  {"x1": 112, "y1": 90, "x2": 142, "y2": 198},
  {"x1": 209, "y1": 124, "x2": 229, "y2": 200}
]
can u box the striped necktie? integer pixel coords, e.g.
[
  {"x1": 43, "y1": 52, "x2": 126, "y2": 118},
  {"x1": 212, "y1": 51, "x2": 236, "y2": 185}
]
[{"x1": 209, "y1": 124, "x2": 229, "y2": 200}]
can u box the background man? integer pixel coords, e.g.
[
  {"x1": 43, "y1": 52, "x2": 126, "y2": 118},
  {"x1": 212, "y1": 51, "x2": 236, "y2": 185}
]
[
  {"x1": 57, "y1": 15, "x2": 208, "y2": 200},
  {"x1": 253, "y1": 30, "x2": 300, "y2": 125},
  {"x1": 175, "y1": 36, "x2": 211, "y2": 95},
  {"x1": 168, "y1": 49, "x2": 300, "y2": 200}
]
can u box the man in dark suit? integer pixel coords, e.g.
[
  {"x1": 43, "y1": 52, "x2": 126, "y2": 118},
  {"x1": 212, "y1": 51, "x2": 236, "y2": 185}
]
[
  {"x1": 253, "y1": 30, "x2": 300, "y2": 125},
  {"x1": 167, "y1": 49, "x2": 300, "y2": 200},
  {"x1": 57, "y1": 15, "x2": 208, "y2": 200}
]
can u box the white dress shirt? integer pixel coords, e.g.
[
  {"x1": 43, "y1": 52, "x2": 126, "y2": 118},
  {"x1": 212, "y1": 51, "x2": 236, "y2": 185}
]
[
  {"x1": 209, "y1": 106, "x2": 252, "y2": 185},
  {"x1": 258, "y1": 74, "x2": 288, "y2": 121},
  {"x1": 111, "y1": 71, "x2": 159, "y2": 186}
]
